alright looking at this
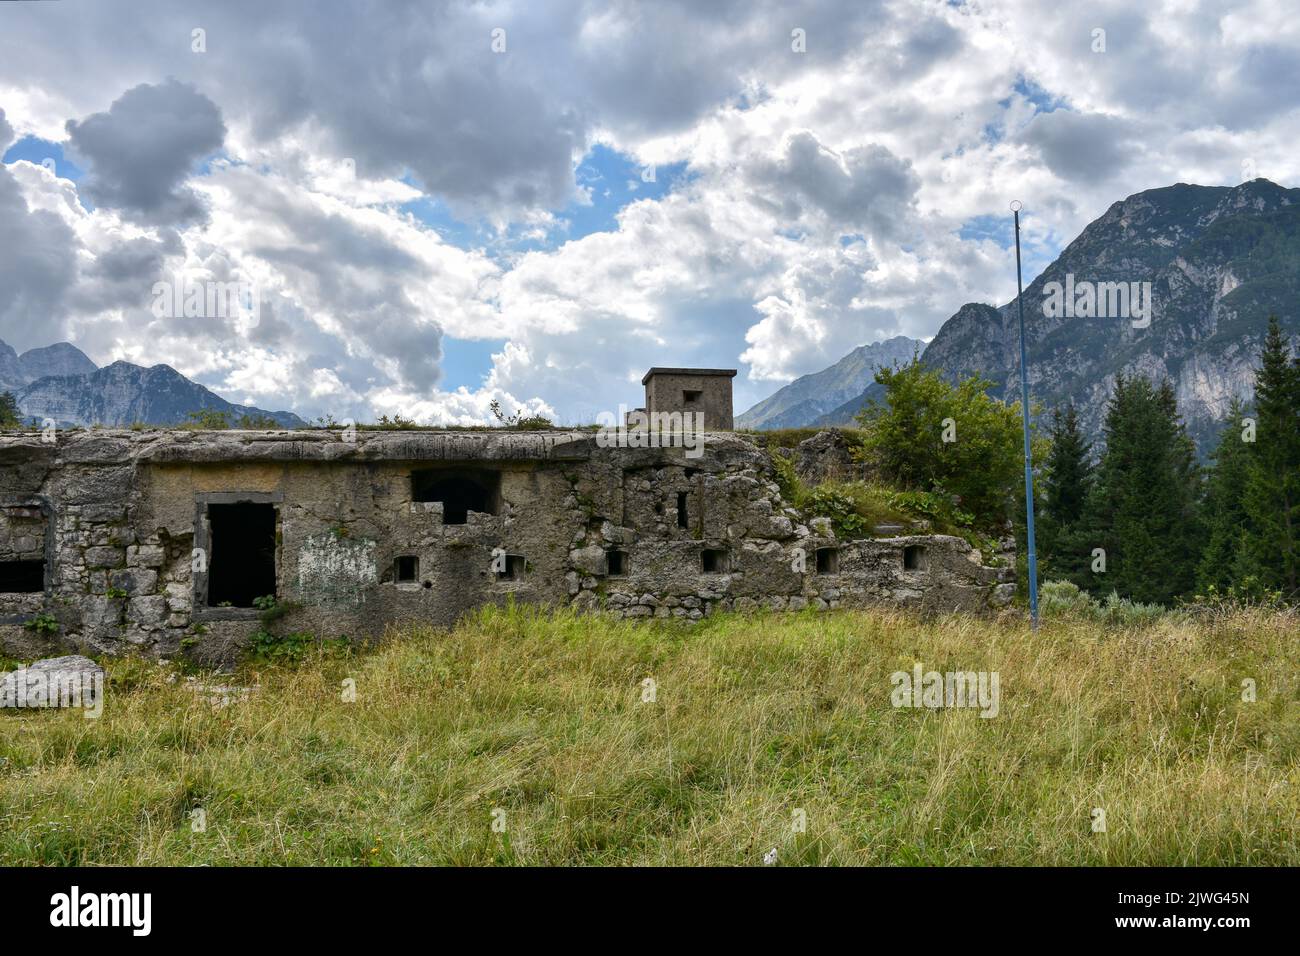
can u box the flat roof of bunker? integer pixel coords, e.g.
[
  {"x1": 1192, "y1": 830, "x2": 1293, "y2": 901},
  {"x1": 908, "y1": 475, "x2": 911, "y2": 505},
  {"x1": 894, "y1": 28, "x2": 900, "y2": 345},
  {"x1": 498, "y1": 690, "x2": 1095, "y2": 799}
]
[{"x1": 641, "y1": 367, "x2": 738, "y2": 385}]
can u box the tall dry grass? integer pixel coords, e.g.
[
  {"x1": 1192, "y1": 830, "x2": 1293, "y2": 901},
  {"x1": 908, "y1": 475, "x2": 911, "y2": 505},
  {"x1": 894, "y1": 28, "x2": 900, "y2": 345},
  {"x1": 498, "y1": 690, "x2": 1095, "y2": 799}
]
[{"x1": 0, "y1": 602, "x2": 1295, "y2": 865}]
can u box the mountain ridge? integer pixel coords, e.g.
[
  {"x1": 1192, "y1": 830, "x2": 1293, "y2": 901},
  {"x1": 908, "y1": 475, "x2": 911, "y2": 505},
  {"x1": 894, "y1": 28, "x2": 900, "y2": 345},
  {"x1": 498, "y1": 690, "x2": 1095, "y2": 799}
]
[
  {"x1": 736, "y1": 334, "x2": 921, "y2": 429},
  {"x1": 757, "y1": 178, "x2": 1299, "y2": 450},
  {"x1": 0, "y1": 339, "x2": 306, "y2": 428}
]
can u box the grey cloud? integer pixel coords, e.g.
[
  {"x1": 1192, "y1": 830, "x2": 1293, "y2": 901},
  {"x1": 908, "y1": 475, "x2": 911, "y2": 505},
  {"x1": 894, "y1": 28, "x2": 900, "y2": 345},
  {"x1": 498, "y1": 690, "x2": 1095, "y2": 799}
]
[
  {"x1": 215, "y1": 167, "x2": 445, "y2": 391},
  {"x1": 65, "y1": 79, "x2": 226, "y2": 225},
  {"x1": 0, "y1": 0, "x2": 907, "y2": 222},
  {"x1": 249, "y1": 299, "x2": 293, "y2": 347},
  {"x1": 1019, "y1": 111, "x2": 1139, "y2": 184},
  {"x1": 0, "y1": 108, "x2": 13, "y2": 151},
  {"x1": 755, "y1": 132, "x2": 921, "y2": 237},
  {"x1": 0, "y1": 163, "x2": 79, "y2": 351},
  {"x1": 71, "y1": 234, "x2": 178, "y2": 313}
]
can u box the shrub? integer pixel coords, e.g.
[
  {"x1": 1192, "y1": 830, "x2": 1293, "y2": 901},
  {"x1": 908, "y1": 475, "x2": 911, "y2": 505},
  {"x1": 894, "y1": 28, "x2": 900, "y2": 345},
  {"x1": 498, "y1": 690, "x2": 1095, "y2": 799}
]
[
  {"x1": 1039, "y1": 579, "x2": 1167, "y2": 625},
  {"x1": 183, "y1": 409, "x2": 231, "y2": 429},
  {"x1": 236, "y1": 413, "x2": 280, "y2": 428},
  {"x1": 806, "y1": 485, "x2": 869, "y2": 537},
  {"x1": 24, "y1": 613, "x2": 59, "y2": 634},
  {"x1": 1039, "y1": 580, "x2": 1096, "y2": 617},
  {"x1": 246, "y1": 629, "x2": 316, "y2": 664},
  {"x1": 489, "y1": 400, "x2": 553, "y2": 430},
  {"x1": 855, "y1": 360, "x2": 1038, "y2": 530}
]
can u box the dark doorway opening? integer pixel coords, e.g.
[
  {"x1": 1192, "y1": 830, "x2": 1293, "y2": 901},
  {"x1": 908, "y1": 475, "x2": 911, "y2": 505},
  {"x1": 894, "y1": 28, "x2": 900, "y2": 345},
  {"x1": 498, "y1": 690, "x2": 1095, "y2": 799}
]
[
  {"x1": 207, "y1": 503, "x2": 277, "y2": 607},
  {"x1": 0, "y1": 559, "x2": 44, "y2": 592},
  {"x1": 412, "y1": 469, "x2": 501, "y2": 525}
]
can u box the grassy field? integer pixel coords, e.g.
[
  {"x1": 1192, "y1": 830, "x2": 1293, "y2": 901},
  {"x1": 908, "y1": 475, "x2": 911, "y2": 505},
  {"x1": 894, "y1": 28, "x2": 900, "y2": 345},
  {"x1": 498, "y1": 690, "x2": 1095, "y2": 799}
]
[{"x1": 1, "y1": 602, "x2": 1296, "y2": 866}]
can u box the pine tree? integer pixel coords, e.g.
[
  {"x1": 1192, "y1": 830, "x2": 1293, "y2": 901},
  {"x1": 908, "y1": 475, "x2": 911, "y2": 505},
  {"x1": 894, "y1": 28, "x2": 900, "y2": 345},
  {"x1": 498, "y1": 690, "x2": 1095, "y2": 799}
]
[
  {"x1": 1197, "y1": 398, "x2": 1254, "y2": 594},
  {"x1": 1157, "y1": 378, "x2": 1205, "y2": 583},
  {"x1": 1242, "y1": 316, "x2": 1300, "y2": 599},
  {"x1": 0, "y1": 391, "x2": 20, "y2": 427},
  {"x1": 1085, "y1": 374, "x2": 1203, "y2": 604},
  {"x1": 1038, "y1": 404, "x2": 1093, "y2": 583}
]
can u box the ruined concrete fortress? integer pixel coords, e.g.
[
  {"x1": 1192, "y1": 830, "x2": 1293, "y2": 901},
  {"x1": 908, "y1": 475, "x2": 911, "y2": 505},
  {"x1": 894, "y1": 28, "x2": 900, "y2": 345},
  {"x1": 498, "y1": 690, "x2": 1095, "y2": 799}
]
[{"x1": 0, "y1": 370, "x2": 1014, "y2": 664}]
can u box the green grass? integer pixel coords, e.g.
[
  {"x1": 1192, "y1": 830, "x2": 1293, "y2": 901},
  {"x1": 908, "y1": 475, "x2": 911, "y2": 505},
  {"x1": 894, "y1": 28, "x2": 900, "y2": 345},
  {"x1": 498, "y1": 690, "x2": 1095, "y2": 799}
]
[{"x1": 1, "y1": 602, "x2": 1296, "y2": 865}]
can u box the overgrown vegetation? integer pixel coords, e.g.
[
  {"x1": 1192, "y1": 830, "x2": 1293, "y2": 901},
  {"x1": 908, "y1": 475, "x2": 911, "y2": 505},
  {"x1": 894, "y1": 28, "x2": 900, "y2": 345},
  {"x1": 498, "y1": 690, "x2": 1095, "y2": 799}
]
[
  {"x1": 243, "y1": 596, "x2": 330, "y2": 664},
  {"x1": 854, "y1": 360, "x2": 1035, "y2": 529},
  {"x1": 182, "y1": 409, "x2": 281, "y2": 429},
  {"x1": 0, "y1": 602, "x2": 1294, "y2": 865},
  {"x1": 488, "y1": 399, "x2": 554, "y2": 431},
  {"x1": 768, "y1": 360, "x2": 1024, "y2": 549}
]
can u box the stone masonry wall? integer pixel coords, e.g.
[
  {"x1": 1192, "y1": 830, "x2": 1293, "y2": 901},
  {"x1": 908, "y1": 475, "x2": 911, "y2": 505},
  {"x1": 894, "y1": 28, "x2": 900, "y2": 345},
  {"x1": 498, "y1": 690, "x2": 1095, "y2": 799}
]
[{"x1": 0, "y1": 429, "x2": 1014, "y2": 665}]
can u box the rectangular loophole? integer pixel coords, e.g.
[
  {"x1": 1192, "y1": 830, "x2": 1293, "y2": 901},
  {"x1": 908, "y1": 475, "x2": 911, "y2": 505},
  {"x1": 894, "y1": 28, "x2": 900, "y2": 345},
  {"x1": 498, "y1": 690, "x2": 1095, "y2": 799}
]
[
  {"x1": 683, "y1": 389, "x2": 702, "y2": 404},
  {"x1": 495, "y1": 554, "x2": 526, "y2": 581},
  {"x1": 676, "y1": 492, "x2": 689, "y2": 529},
  {"x1": 0, "y1": 559, "x2": 44, "y2": 593},
  {"x1": 815, "y1": 547, "x2": 839, "y2": 574},
  {"x1": 606, "y1": 550, "x2": 628, "y2": 576},
  {"x1": 395, "y1": 555, "x2": 419, "y2": 583},
  {"x1": 701, "y1": 549, "x2": 729, "y2": 574},
  {"x1": 903, "y1": 545, "x2": 927, "y2": 571},
  {"x1": 412, "y1": 468, "x2": 501, "y2": 525},
  {"x1": 207, "y1": 502, "x2": 277, "y2": 607}
]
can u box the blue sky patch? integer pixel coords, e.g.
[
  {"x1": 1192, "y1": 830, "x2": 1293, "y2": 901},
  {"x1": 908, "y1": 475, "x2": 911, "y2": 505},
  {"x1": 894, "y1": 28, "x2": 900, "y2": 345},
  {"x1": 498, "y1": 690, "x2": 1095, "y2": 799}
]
[
  {"x1": 403, "y1": 144, "x2": 692, "y2": 261},
  {"x1": 2, "y1": 135, "x2": 84, "y2": 180},
  {"x1": 959, "y1": 214, "x2": 1013, "y2": 247},
  {"x1": 438, "y1": 336, "x2": 504, "y2": 391}
]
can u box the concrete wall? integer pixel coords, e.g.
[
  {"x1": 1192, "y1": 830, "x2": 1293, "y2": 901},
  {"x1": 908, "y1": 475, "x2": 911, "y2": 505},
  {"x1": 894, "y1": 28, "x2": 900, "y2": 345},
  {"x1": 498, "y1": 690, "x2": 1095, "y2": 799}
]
[
  {"x1": 0, "y1": 429, "x2": 1014, "y2": 665},
  {"x1": 643, "y1": 371, "x2": 735, "y2": 430}
]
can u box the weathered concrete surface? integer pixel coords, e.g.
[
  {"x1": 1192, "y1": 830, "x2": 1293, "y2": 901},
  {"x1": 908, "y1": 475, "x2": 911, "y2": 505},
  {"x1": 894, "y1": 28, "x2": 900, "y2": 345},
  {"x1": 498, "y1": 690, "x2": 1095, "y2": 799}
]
[
  {"x1": 642, "y1": 368, "x2": 736, "y2": 431},
  {"x1": 0, "y1": 428, "x2": 1015, "y2": 665}
]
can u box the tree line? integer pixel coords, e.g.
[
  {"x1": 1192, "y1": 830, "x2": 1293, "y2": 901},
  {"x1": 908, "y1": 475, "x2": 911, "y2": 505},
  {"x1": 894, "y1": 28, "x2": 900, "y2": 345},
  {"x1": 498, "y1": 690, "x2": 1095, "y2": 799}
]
[
  {"x1": 1037, "y1": 316, "x2": 1299, "y2": 604},
  {"x1": 854, "y1": 315, "x2": 1297, "y2": 606}
]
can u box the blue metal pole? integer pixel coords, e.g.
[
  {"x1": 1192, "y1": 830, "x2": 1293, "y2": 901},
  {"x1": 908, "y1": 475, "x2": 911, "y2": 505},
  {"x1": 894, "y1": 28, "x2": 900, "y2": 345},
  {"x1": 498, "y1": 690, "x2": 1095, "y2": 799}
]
[{"x1": 1012, "y1": 204, "x2": 1040, "y2": 629}]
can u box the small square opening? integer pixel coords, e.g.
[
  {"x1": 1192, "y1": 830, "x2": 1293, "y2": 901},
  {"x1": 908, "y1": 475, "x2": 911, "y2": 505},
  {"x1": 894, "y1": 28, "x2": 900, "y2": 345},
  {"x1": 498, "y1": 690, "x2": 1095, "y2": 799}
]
[
  {"x1": 701, "y1": 549, "x2": 729, "y2": 574},
  {"x1": 0, "y1": 559, "x2": 44, "y2": 593},
  {"x1": 903, "y1": 545, "x2": 927, "y2": 571},
  {"x1": 683, "y1": 389, "x2": 703, "y2": 404},
  {"x1": 395, "y1": 555, "x2": 419, "y2": 582},
  {"x1": 606, "y1": 550, "x2": 628, "y2": 576},
  {"x1": 815, "y1": 547, "x2": 839, "y2": 574},
  {"x1": 496, "y1": 553, "x2": 526, "y2": 581}
]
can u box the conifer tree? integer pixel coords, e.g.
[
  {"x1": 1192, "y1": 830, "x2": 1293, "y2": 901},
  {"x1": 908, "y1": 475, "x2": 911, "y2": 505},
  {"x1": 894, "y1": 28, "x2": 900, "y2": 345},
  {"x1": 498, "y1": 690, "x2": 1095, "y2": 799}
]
[
  {"x1": 1086, "y1": 374, "x2": 1203, "y2": 604},
  {"x1": 1242, "y1": 316, "x2": 1300, "y2": 599},
  {"x1": 0, "y1": 391, "x2": 20, "y2": 427},
  {"x1": 1197, "y1": 397, "x2": 1256, "y2": 595},
  {"x1": 1038, "y1": 404, "x2": 1093, "y2": 583}
]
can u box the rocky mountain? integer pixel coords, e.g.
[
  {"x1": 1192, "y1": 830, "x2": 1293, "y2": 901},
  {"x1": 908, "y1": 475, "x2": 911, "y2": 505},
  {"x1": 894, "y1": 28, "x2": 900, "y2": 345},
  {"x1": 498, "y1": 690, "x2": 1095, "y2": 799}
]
[
  {"x1": 0, "y1": 338, "x2": 305, "y2": 427},
  {"x1": 814, "y1": 179, "x2": 1299, "y2": 450},
  {"x1": 0, "y1": 340, "x2": 97, "y2": 391},
  {"x1": 736, "y1": 334, "x2": 921, "y2": 429}
]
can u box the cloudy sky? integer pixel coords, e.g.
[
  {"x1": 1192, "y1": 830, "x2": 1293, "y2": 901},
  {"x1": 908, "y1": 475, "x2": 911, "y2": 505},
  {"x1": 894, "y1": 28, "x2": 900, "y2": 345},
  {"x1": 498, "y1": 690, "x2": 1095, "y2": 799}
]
[{"x1": 0, "y1": 0, "x2": 1295, "y2": 423}]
